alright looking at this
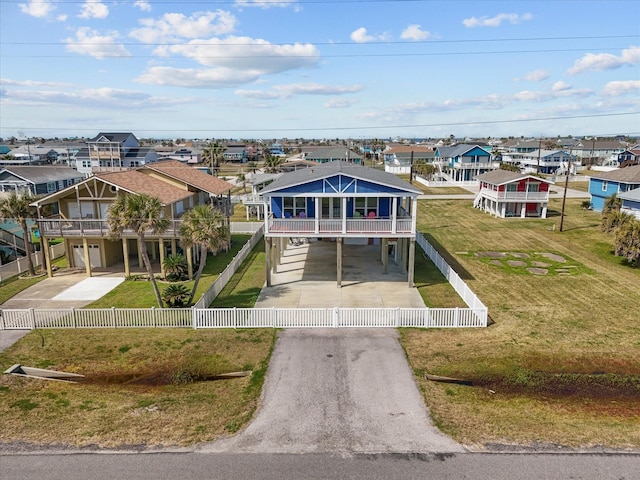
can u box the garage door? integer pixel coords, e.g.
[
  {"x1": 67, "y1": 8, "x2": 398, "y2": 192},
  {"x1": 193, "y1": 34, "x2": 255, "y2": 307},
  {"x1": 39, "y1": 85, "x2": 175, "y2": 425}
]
[{"x1": 72, "y1": 244, "x2": 102, "y2": 268}]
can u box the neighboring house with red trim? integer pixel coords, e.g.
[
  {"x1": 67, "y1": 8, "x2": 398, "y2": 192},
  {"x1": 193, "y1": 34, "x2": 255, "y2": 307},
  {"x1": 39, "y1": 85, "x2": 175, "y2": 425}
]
[
  {"x1": 473, "y1": 170, "x2": 554, "y2": 219},
  {"x1": 31, "y1": 160, "x2": 233, "y2": 278}
]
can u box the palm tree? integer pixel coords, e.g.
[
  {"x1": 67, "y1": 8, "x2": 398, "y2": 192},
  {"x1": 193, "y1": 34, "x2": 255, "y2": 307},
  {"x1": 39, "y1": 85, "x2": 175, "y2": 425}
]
[
  {"x1": 106, "y1": 194, "x2": 169, "y2": 308},
  {"x1": 237, "y1": 173, "x2": 247, "y2": 193},
  {"x1": 179, "y1": 204, "x2": 229, "y2": 306},
  {"x1": 162, "y1": 283, "x2": 190, "y2": 308},
  {"x1": 202, "y1": 141, "x2": 226, "y2": 177},
  {"x1": 0, "y1": 191, "x2": 37, "y2": 276},
  {"x1": 614, "y1": 219, "x2": 640, "y2": 267},
  {"x1": 263, "y1": 151, "x2": 284, "y2": 173},
  {"x1": 163, "y1": 253, "x2": 187, "y2": 282}
]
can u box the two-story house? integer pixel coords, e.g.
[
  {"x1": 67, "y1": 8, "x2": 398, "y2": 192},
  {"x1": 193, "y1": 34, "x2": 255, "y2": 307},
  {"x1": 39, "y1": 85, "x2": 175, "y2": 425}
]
[
  {"x1": 383, "y1": 146, "x2": 435, "y2": 174},
  {"x1": 435, "y1": 144, "x2": 495, "y2": 182},
  {"x1": 258, "y1": 161, "x2": 421, "y2": 287},
  {"x1": 74, "y1": 133, "x2": 158, "y2": 174},
  {"x1": 474, "y1": 170, "x2": 554, "y2": 218},
  {"x1": 0, "y1": 166, "x2": 84, "y2": 195},
  {"x1": 31, "y1": 160, "x2": 233, "y2": 278},
  {"x1": 588, "y1": 165, "x2": 640, "y2": 212}
]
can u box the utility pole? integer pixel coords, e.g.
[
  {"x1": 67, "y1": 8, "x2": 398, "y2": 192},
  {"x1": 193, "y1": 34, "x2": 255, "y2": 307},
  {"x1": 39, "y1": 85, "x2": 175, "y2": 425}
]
[
  {"x1": 536, "y1": 138, "x2": 542, "y2": 174},
  {"x1": 559, "y1": 148, "x2": 573, "y2": 232}
]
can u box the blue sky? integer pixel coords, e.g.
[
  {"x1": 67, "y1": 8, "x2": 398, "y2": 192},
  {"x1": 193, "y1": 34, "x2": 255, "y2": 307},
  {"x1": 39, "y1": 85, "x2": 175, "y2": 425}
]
[{"x1": 1, "y1": 0, "x2": 639, "y2": 140}]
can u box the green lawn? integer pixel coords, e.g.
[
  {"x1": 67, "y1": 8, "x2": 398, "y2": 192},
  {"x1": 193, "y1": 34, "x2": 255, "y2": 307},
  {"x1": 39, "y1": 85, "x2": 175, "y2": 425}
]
[
  {"x1": 85, "y1": 234, "x2": 251, "y2": 308},
  {"x1": 401, "y1": 198, "x2": 640, "y2": 448}
]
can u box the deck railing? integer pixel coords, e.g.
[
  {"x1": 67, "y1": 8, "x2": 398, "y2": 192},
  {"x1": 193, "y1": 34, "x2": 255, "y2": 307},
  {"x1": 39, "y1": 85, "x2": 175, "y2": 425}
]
[
  {"x1": 478, "y1": 190, "x2": 550, "y2": 201},
  {"x1": 37, "y1": 218, "x2": 183, "y2": 239},
  {"x1": 267, "y1": 216, "x2": 413, "y2": 235}
]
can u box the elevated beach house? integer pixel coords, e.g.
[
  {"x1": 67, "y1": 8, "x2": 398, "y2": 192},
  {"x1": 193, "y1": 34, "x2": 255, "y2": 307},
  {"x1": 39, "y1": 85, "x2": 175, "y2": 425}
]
[
  {"x1": 473, "y1": 170, "x2": 554, "y2": 218},
  {"x1": 30, "y1": 160, "x2": 233, "y2": 278},
  {"x1": 258, "y1": 161, "x2": 422, "y2": 287},
  {"x1": 588, "y1": 165, "x2": 640, "y2": 212}
]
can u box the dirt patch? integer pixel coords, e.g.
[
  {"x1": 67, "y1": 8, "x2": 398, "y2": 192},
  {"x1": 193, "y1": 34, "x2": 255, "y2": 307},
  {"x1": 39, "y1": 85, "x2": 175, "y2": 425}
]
[
  {"x1": 471, "y1": 372, "x2": 640, "y2": 405},
  {"x1": 79, "y1": 369, "x2": 249, "y2": 387}
]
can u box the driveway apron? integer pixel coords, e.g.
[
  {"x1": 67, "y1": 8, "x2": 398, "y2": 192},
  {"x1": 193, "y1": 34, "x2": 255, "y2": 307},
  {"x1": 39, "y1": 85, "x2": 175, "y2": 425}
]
[{"x1": 202, "y1": 328, "x2": 464, "y2": 454}]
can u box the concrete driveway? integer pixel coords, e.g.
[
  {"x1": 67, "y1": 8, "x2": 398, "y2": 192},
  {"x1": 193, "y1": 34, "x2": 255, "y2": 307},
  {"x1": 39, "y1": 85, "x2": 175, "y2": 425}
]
[
  {"x1": 202, "y1": 328, "x2": 464, "y2": 454},
  {"x1": 255, "y1": 240, "x2": 426, "y2": 308},
  {"x1": 0, "y1": 271, "x2": 124, "y2": 352}
]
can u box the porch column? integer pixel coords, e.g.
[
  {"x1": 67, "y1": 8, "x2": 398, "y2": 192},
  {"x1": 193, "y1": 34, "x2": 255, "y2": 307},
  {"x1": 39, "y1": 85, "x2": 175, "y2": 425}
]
[
  {"x1": 42, "y1": 236, "x2": 53, "y2": 278},
  {"x1": 263, "y1": 201, "x2": 270, "y2": 234},
  {"x1": 159, "y1": 240, "x2": 166, "y2": 278},
  {"x1": 82, "y1": 237, "x2": 92, "y2": 277},
  {"x1": 391, "y1": 198, "x2": 397, "y2": 234},
  {"x1": 171, "y1": 239, "x2": 177, "y2": 256},
  {"x1": 336, "y1": 237, "x2": 343, "y2": 288},
  {"x1": 542, "y1": 203, "x2": 548, "y2": 219},
  {"x1": 273, "y1": 237, "x2": 280, "y2": 272},
  {"x1": 122, "y1": 238, "x2": 130, "y2": 277},
  {"x1": 342, "y1": 197, "x2": 347, "y2": 234},
  {"x1": 315, "y1": 196, "x2": 320, "y2": 234},
  {"x1": 382, "y1": 238, "x2": 388, "y2": 274},
  {"x1": 265, "y1": 237, "x2": 272, "y2": 287},
  {"x1": 520, "y1": 204, "x2": 526, "y2": 218},
  {"x1": 186, "y1": 245, "x2": 193, "y2": 279},
  {"x1": 408, "y1": 238, "x2": 416, "y2": 287},
  {"x1": 411, "y1": 198, "x2": 418, "y2": 235},
  {"x1": 501, "y1": 203, "x2": 506, "y2": 218},
  {"x1": 401, "y1": 237, "x2": 408, "y2": 272}
]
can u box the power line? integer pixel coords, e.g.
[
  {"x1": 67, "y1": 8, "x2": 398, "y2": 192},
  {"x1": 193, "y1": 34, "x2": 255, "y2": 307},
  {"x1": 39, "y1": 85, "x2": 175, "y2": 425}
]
[
  {"x1": 1, "y1": 47, "x2": 630, "y2": 60},
  {"x1": 4, "y1": 34, "x2": 637, "y2": 48},
  {"x1": 4, "y1": 112, "x2": 638, "y2": 134}
]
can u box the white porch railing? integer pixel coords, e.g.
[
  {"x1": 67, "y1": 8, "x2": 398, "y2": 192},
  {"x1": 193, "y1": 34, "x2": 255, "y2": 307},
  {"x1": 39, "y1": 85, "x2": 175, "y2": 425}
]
[
  {"x1": 267, "y1": 216, "x2": 413, "y2": 235},
  {"x1": 478, "y1": 190, "x2": 550, "y2": 201},
  {"x1": 1, "y1": 306, "x2": 487, "y2": 330}
]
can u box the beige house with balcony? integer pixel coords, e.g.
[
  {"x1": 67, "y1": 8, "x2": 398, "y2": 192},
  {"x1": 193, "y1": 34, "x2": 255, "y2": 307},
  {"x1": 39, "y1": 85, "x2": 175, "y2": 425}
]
[{"x1": 31, "y1": 160, "x2": 233, "y2": 278}]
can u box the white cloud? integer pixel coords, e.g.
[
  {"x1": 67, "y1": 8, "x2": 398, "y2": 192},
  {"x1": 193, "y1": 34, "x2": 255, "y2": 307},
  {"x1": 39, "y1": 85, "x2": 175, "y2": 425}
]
[
  {"x1": 601, "y1": 80, "x2": 640, "y2": 97},
  {"x1": 234, "y1": 0, "x2": 299, "y2": 8},
  {"x1": 133, "y1": 1, "x2": 151, "y2": 12},
  {"x1": 463, "y1": 13, "x2": 533, "y2": 28},
  {"x1": 516, "y1": 69, "x2": 549, "y2": 82},
  {"x1": 552, "y1": 81, "x2": 572, "y2": 92},
  {"x1": 65, "y1": 28, "x2": 131, "y2": 59},
  {"x1": 350, "y1": 27, "x2": 382, "y2": 44},
  {"x1": 401, "y1": 24, "x2": 432, "y2": 41},
  {"x1": 78, "y1": 0, "x2": 109, "y2": 19},
  {"x1": 130, "y1": 11, "x2": 237, "y2": 43},
  {"x1": 325, "y1": 98, "x2": 357, "y2": 108},
  {"x1": 136, "y1": 66, "x2": 260, "y2": 88},
  {"x1": 567, "y1": 46, "x2": 640, "y2": 75},
  {"x1": 237, "y1": 83, "x2": 362, "y2": 100},
  {"x1": 156, "y1": 36, "x2": 319, "y2": 71},
  {"x1": 19, "y1": 0, "x2": 55, "y2": 18},
  {"x1": 0, "y1": 78, "x2": 74, "y2": 88}
]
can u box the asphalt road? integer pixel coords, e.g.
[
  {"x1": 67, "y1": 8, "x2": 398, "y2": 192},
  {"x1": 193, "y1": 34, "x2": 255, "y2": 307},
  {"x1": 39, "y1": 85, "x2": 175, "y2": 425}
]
[{"x1": 1, "y1": 452, "x2": 639, "y2": 480}]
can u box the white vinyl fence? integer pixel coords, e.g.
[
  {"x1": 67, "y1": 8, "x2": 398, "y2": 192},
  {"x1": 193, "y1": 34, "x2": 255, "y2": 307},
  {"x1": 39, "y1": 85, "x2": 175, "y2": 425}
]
[
  {"x1": 0, "y1": 226, "x2": 488, "y2": 330},
  {"x1": 416, "y1": 232, "x2": 487, "y2": 312},
  {"x1": 1, "y1": 306, "x2": 486, "y2": 330},
  {"x1": 192, "y1": 225, "x2": 264, "y2": 309},
  {"x1": 0, "y1": 243, "x2": 65, "y2": 282}
]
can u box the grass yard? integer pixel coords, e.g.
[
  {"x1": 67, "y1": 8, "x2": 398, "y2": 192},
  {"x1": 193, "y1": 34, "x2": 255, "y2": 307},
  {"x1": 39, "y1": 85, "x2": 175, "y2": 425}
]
[
  {"x1": 0, "y1": 328, "x2": 275, "y2": 448},
  {"x1": 85, "y1": 235, "x2": 251, "y2": 308},
  {"x1": 401, "y1": 198, "x2": 640, "y2": 449}
]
